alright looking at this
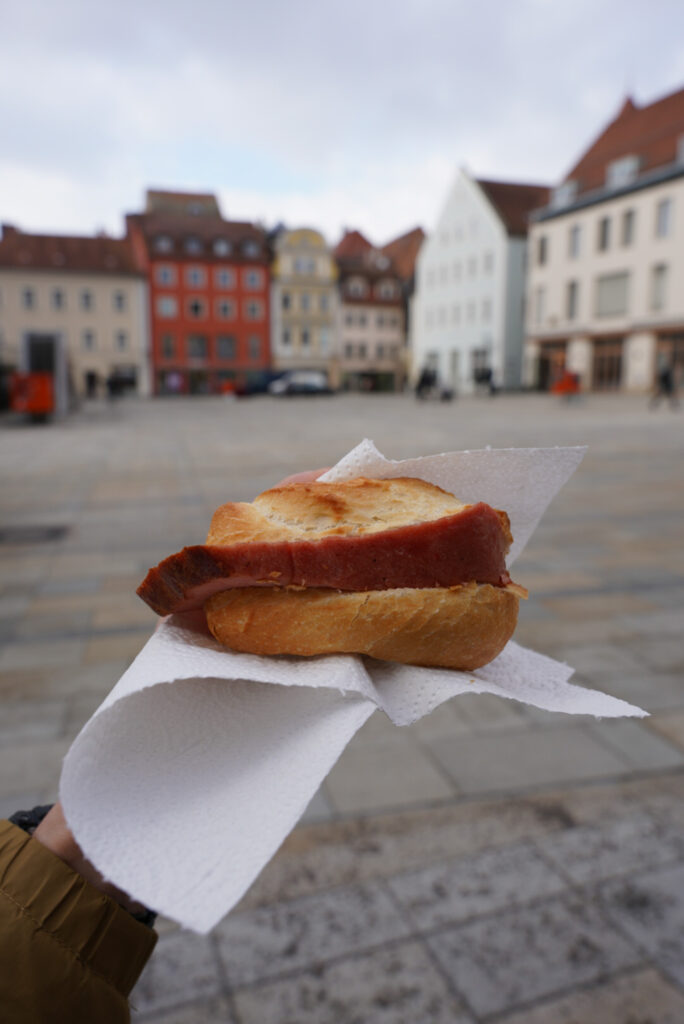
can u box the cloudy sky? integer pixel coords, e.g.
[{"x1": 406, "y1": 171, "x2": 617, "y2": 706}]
[{"x1": 2, "y1": 0, "x2": 684, "y2": 246}]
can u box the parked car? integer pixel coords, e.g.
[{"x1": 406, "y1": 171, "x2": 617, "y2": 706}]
[{"x1": 268, "y1": 371, "x2": 333, "y2": 396}]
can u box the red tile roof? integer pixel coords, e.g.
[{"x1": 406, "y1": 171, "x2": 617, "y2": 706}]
[
  {"x1": 126, "y1": 212, "x2": 268, "y2": 262},
  {"x1": 477, "y1": 180, "x2": 551, "y2": 236},
  {"x1": 381, "y1": 227, "x2": 425, "y2": 282},
  {"x1": 564, "y1": 86, "x2": 684, "y2": 195},
  {"x1": 145, "y1": 190, "x2": 222, "y2": 217},
  {"x1": 334, "y1": 229, "x2": 373, "y2": 259},
  {"x1": 0, "y1": 225, "x2": 144, "y2": 275}
]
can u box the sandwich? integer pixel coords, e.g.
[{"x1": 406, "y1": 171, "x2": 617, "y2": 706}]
[{"x1": 137, "y1": 476, "x2": 526, "y2": 670}]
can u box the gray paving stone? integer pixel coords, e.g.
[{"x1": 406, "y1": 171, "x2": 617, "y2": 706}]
[
  {"x1": 550, "y1": 643, "x2": 647, "y2": 679},
  {"x1": 600, "y1": 862, "x2": 684, "y2": 987},
  {"x1": 0, "y1": 699, "x2": 68, "y2": 743},
  {"x1": 587, "y1": 719, "x2": 684, "y2": 771},
  {"x1": 535, "y1": 811, "x2": 684, "y2": 884},
  {"x1": 427, "y1": 894, "x2": 642, "y2": 1018},
  {"x1": 624, "y1": 636, "x2": 684, "y2": 673},
  {"x1": 214, "y1": 882, "x2": 410, "y2": 987},
  {"x1": 0, "y1": 638, "x2": 85, "y2": 672},
  {"x1": 133, "y1": 995, "x2": 235, "y2": 1023},
  {"x1": 130, "y1": 930, "x2": 222, "y2": 1015},
  {"x1": 0, "y1": 737, "x2": 72, "y2": 797},
  {"x1": 232, "y1": 940, "x2": 474, "y2": 1024},
  {"x1": 496, "y1": 967, "x2": 684, "y2": 1024},
  {"x1": 429, "y1": 726, "x2": 629, "y2": 795},
  {"x1": 387, "y1": 840, "x2": 567, "y2": 930}
]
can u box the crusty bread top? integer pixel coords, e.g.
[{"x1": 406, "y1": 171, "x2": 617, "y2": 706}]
[{"x1": 206, "y1": 477, "x2": 469, "y2": 545}]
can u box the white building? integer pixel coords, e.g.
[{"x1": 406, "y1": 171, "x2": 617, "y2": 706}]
[
  {"x1": 525, "y1": 89, "x2": 684, "y2": 392},
  {"x1": 411, "y1": 169, "x2": 548, "y2": 393}
]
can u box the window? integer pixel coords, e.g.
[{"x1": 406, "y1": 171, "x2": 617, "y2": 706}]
[
  {"x1": 216, "y1": 299, "x2": 235, "y2": 320},
  {"x1": 377, "y1": 280, "x2": 397, "y2": 299},
  {"x1": 537, "y1": 236, "x2": 548, "y2": 265},
  {"x1": 468, "y1": 257, "x2": 477, "y2": 276},
  {"x1": 301, "y1": 328, "x2": 310, "y2": 346},
  {"x1": 481, "y1": 299, "x2": 491, "y2": 322},
  {"x1": 347, "y1": 278, "x2": 366, "y2": 298},
  {"x1": 52, "y1": 289, "x2": 64, "y2": 310},
  {"x1": 154, "y1": 235, "x2": 173, "y2": 253},
  {"x1": 376, "y1": 314, "x2": 384, "y2": 327},
  {"x1": 248, "y1": 336, "x2": 261, "y2": 360},
  {"x1": 552, "y1": 180, "x2": 578, "y2": 209},
  {"x1": 156, "y1": 265, "x2": 176, "y2": 286},
  {"x1": 534, "y1": 286, "x2": 546, "y2": 326},
  {"x1": 300, "y1": 293, "x2": 310, "y2": 311},
  {"x1": 427, "y1": 269, "x2": 435, "y2": 288},
  {"x1": 161, "y1": 334, "x2": 175, "y2": 359},
  {"x1": 597, "y1": 217, "x2": 611, "y2": 251},
  {"x1": 437, "y1": 307, "x2": 446, "y2": 326},
  {"x1": 651, "y1": 264, "x2": 668, "y2": 311},
  {"x1": 358, "y1": 343, "x2": 367, "y2": 358},
  {"x1": 344, "y1": 343, "x2": 353, "y2": 359},
  {"x1": 426, "y1": 309, "x2": 433, "y2": 328},
  {"x1": 320, "y1": 327, "x2": 330, "y2": 352},
  {"x1": 245, "y1": 300, "x2": 263, "y2": 321},
  {"x1": 214, "y1": 268, "x2": 235, "y2": 289},
  {"x1": 113, "y1": 290, "x2": 126, "y2": 311},
  {"x1": 187, "y1": 335, "x2": 208, "y2": 359},
  {"x1": 566, "y1": 280, "x2": 579, "y2": 320},
  {"x1": 81, "y1": 289, "x2": 93, "y2": 311},
  {"x1": 656, "y1": 198, "x2": 672, "y2": 238},
  {"x1": 217, "y1": 335, "x2": 236, "y2": 359},
  {"x1": 242, "y1": 240, "x2": 261, "y2": 258},
  {"x1": 453, "y1": 261, "x2": 462, "y2": 281},
  {"x1": 621, "y1": 210, "x2": 635, "y2": 246},
  {"x1": 244, "y1": 269, "x2": 263, "y2": 290},
  {"x1": 320, "y1": 293, "x2": 329, "y2": 312},
  {"x1": 82, "y1": 330, "x2": 95, "y2": 350},
  {"x1": 115, "y1": 331, "x2": 127, "y2": 351},
  {"x1": 282, "y1": 328, "x2": 291, "y2": 346},
  {"x1": 439, "y1": 265, "x2": 447, "y2": 285},
  {"x1": 467, "y1": 301, "x2": 476, "y2": 322},
  {"x1": 156, "y1": 296, "x2": 178, "y2": 318},
  {"x1": 213, "y1": 238, "x2": 232, "y2": 257},
  {"x1": 345, "y1": 312, "x2": 354, "y2": 326},
  {"x1": 452, "y1": 305, "x2": 461, "y2": 324},
  {"x1": 187, "y1": 298, "x2": 206, "y2": 319},
  {"x1": 606, "y1": 154, "x2": 640, "y2": 188},
  {"x1": 595, "y1": 272, "x2": 629, "y2": 317},
  {"x1": 184, "y1": 237, "x2": 203, "y2": 255},
  {"x1": 282, "y1": 292, "x2": 291, "y2": 310},
  {"x1": 483, "y1": 251, "x2": 494, "y2": 273},
  {"x1": 294, "y1": 256, "x2": 315, "y2": 274},
  {"x1": 185, "y1": 266, "x2": 206, "y2": 287},
  {"x1": 568, "y1": 225, "x2": 581, "y2": 259}
]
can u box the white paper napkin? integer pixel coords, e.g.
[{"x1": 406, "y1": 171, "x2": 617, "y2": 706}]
[{"x1": 60, "y1": 441, "x2": 646, "y2": 933}]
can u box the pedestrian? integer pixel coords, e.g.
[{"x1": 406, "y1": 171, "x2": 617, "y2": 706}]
[{"x1": 650, "y1": 356, "x2": 679, "y2": 410}]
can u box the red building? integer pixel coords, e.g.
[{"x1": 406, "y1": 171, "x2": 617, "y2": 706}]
[{"x1": 126, "y1": 191, "x2": 271, "y2": 395}]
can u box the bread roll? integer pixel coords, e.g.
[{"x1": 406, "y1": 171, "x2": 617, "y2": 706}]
[{"x1": 205, "y1": 581, "x2": 519, "y2": 670}]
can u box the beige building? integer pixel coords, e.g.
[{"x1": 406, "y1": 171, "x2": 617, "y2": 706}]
[
  {"x1": 334, "y1": 231, "x2": 405, "y2": 391},
  {"x1": 270, "y1": 228, "x2": 338, "y2": 380},
  {"x1": 525, "y1": 88, "x2": 684, "y2": 392},
  {"x1": 0, "y1": 225, "x2": 149, "y2": 408}
]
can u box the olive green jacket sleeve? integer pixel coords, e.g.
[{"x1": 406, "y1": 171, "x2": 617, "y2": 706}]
[{"x1": 0, "y1": 820, "x2": 157, "y2": 1024}]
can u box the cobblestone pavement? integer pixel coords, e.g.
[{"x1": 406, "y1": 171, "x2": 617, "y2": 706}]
[{"x1": 1, "y1": 392, "x2": 683, "y2": 1022}]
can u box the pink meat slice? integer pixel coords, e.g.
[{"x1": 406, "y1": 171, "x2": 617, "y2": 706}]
[{"x1": 137, "y1": 502, "x2": 512, "y2": 615}]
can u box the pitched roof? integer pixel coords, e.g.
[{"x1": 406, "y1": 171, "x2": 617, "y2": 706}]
[
  {"x1": 564, "y1": 86, "x2": 684, "y2": 195},
  {"x1": 126, "y1": 212, "x2": 268, "y2": 261},
  {"x1": 334, "y1": 229, "x2": 373, "y2": 259},
  {"x1": 381, "y1": 227, "x2": 425, "y2": 281},
  {"x1": 476, "y1": 179, "x2": 551, "y2": 236},
  {"x1": 0, "y1": 225, "x2": 144, "y2": 275},
  {"x1": 145, "y1": 189, "x2": 222, "y2": 217}
]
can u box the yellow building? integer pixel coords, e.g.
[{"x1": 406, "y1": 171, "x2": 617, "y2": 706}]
[{"x1": 270, "y1": 228, "x2": 338, "y2": 383}]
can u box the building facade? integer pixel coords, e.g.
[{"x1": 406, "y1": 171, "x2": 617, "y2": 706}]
[
  {"x1": 410, "y1": 169, "x2": 549, "y2": 394},
  {"x1": 0, "y1": 224, "x2": 149, "y2": 409},
  {"x1": 127, "y1": 191, "x2": 271, "y2": 395},
  {"x1": 334, "y1": 231, "x2": 406, "y2": 391},
  {"x1": 270, "y1": 228, "x2": 338, "y2": 381},
  {"x1": 525, "y1": 89, "x2": 684, "y2": 392}
]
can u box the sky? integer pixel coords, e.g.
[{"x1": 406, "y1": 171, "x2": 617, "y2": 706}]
[{"x1": 2, "y1": 0, "x2": 684, "y2": 246}]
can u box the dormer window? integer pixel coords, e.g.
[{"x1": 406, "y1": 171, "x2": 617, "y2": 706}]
[
  {"x1": 606, "y1": 155, "x2": 640, "y2": 189},
  {"x1": 242, "y1": 240, "x2": 260, "y2": 258},
  {"x1": 154, "y1": 235, "x2": 173, "y2": 253},
  {"x1": 376, "y1": 279, "x2": 397, "y2": 299},
  {"x1": 551, "y1": 180, "x2": 578, "y2": 209},
  {"x1": 184, "y1": 237, "x2": 203, "y2": 255},
  {"x1": 347, "y1": 277, "x2": 367, "y2": 298},
  {"x1": 213, "y1": 238, "x2": 232, "y2": 257}
]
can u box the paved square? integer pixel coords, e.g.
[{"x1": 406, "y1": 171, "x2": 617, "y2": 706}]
[{"x1": 2, "y1": 392, "x2": 683, "y2": 1021}]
